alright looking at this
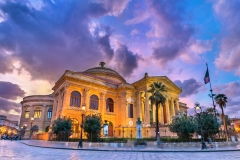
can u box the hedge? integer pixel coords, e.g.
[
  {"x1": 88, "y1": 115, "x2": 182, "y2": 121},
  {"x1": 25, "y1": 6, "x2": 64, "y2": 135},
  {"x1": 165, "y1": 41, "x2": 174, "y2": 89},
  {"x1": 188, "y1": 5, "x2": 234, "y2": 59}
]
[{"x1": 50, "y1": 137, "x2": 227, "y2": 143}]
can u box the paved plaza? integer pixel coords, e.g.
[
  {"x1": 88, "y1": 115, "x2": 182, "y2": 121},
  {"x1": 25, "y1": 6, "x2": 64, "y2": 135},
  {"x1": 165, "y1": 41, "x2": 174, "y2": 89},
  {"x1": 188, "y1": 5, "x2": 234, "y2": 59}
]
[{"x1": 1, "y1": 141, "x2": 240, "y2": 160}]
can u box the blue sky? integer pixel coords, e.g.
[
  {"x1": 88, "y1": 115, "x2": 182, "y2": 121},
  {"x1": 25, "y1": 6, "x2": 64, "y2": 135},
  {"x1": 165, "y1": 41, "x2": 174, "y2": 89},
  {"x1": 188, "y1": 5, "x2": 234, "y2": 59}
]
[{"x1": 0, "y1": 0, "x2": 239, "y2": 121}]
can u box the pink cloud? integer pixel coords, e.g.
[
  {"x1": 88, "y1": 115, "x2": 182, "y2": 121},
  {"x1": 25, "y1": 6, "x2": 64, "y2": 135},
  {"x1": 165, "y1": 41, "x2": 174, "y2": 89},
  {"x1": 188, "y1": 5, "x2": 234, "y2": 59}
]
[{"x1": 213, "y1": 0, "x2": 240, "y2": 76}]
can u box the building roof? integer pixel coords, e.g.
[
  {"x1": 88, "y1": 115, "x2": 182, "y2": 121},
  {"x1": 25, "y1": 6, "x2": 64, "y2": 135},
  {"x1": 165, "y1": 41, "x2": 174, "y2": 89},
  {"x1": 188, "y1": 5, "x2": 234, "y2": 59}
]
[{"x1": 83, "y1": 63, "x2": 126, "y2": 83}]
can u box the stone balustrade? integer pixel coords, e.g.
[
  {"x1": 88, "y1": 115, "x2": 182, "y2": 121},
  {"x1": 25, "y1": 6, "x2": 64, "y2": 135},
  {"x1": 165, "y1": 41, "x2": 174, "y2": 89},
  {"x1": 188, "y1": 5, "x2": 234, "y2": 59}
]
[{"x1": 41, "y1": 141, "x2": 238, "y2": 148}]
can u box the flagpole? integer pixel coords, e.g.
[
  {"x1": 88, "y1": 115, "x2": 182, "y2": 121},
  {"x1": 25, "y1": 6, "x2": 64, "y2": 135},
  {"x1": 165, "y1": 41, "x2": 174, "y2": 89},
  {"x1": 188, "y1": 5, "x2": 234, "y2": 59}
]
[{"x1": 206, "y1": 63, "x2": 217, "y2": 118}]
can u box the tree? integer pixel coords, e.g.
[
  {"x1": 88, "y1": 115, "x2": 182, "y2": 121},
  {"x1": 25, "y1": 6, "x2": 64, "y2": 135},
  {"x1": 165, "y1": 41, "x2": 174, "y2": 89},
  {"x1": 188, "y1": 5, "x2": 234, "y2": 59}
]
[
  {"x1": 169, "y1": 110, "x2": 198, "y2": 140},
  {"x1": 52, "y1": 116, "x2": 72, "y2": 139},
  {"x1": 214, "y1": 94, "x2": 228, "y2": 138},
  {"x1": 148, "y1": 82, "x2": 167, "y2": 144},
  {"x1": 83, "y1": 114, "x2": 102, "y2": 142},
  {"x1": 195, "y1": 109, "x2": 221, "y2": 139}
]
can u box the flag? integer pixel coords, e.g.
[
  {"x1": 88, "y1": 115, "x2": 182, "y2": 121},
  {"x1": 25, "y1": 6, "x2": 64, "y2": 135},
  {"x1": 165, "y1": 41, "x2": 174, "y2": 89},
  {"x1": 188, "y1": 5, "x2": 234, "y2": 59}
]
[{"x1": 204, "y1": 68, "x2": 210, "y2": 84}]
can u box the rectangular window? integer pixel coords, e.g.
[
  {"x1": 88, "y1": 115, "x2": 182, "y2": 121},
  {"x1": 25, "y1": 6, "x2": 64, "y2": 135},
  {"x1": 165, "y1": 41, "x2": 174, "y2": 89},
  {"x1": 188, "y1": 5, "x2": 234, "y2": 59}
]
[
  {"x1": 25, "y1": 111, "x2": 30, "y2": 118},
  {"x1": 128, "y1": 104, "x2": 133, "y2": 118},
  {"x1": 47, "y1": 112, "x2": 52, "y2": 119}
]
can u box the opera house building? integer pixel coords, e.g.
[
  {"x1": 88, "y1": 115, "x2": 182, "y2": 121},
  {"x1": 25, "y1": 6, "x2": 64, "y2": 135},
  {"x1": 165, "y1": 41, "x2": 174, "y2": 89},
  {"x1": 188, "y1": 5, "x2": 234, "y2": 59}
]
[{"x1": 19, "y1": 62, "x2": 188, "y2": 138}]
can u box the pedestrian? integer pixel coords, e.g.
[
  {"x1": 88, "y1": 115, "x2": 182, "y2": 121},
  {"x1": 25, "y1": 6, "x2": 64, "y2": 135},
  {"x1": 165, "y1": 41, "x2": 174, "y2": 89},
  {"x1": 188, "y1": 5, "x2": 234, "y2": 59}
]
[{"x1": 207, "y1": 136, "x2": 213, "y2": 148}]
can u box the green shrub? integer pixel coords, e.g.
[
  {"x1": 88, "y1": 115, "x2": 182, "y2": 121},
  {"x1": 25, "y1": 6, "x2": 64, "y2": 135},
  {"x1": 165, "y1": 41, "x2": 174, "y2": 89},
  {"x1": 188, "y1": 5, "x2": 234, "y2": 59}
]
[
  {"x1": 83, "y1": 114, "x2": 102, "y2": 142},
  {"x1": 100, "y1": 138, "x2": 127, "y2": 143},
  {"x1": 52, "y1": 116, "x2": 72, "y2": 139}
]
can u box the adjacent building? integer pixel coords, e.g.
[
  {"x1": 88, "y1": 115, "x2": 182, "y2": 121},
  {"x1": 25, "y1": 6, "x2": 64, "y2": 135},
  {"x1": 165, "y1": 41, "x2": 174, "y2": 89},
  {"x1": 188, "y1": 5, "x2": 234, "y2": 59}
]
[
  {"x1": 0, "y1": 115, "x2": 19, "y2": 135},
  {"x1": 19, "y1": 95, "x2": 54, "y2": 136}
]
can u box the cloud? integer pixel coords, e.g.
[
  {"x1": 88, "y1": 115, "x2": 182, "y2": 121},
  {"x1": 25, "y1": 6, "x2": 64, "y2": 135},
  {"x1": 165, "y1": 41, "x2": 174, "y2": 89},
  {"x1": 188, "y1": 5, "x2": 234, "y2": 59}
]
[
  {"x1": 0, "y1": 97, "x2": 21, "y2": 113},
  {"x1": 0, "y1": 0, "x2": 130, "y2": 82},
  {"x1": 0, "y1": 81, "x2": 25, "y2": 100},
  {"x1": 114, "y1": 43, "x2": 139, "y2": 77},
  {"x1": 125, "y1": 10, "x2": 149, "y2": 25},
  {"x1": 223, "y1": 97, "x2": 240, "y2": 118},
  {"x1": 180, "y1": 40, "x2": 212, "y2": 64},
  {"x1": 213, "y1": 81, "x2": 240, "y2": 117},
  {"x1": 0, "y1": 53, "x2": 15, "y2": 74},
  {"x1": 97, "y1": 26, "x2": 114, "y2": 61},
  {"x1": 93, "y1": 0, "x2": 130, "y2": 16},
  {"x1": 213, "y1": 0, "x2": 240, "y2": 76},
  {"x1": 214, "y1": 81, "x2": 240, "y2": 98},
  {"x1": 174, "y1": 78, "x2": 202, "y2": 97},
  {"x1": 130, "y1": 29, "x2": 139, "y2": 36},
  {"x1": 146, "y1": 0, "x2": 195, "y2": 64}
]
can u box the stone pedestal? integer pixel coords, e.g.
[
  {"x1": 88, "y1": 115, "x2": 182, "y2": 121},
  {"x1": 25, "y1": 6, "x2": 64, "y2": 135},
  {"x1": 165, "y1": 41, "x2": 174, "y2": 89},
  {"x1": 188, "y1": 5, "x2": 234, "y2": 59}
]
[{"x1": 136, "y1": 118, "x2": 142, "y2": 139}]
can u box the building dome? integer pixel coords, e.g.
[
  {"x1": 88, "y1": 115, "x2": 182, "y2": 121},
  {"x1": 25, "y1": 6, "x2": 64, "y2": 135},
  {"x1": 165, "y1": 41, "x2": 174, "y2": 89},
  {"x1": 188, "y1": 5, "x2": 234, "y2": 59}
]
[{"x1": 83, "y1": 62, "x2": 126, "y2": 84}]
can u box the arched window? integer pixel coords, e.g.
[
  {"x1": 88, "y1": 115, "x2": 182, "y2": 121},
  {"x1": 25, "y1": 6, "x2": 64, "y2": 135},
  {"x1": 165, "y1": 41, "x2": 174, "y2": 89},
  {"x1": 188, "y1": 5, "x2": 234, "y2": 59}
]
[
  {"x1": 106, "y1": 98, "x2": 114, "y2": 112},
  {"x1": 47, "y1": 107, "x2": 53, "y2": 119},
  {"x1": 34, "y1": 107, "x2": 42, "y2": 118},
  {"x1": 70, "y1": 91, "x2": 81, "y2": 107},
  {"x1": 24, "y1": 107, "x2": 30, "y2": 118},
  {"x1": 89, "y1": 94, "x2": 99, "y2": 110}
]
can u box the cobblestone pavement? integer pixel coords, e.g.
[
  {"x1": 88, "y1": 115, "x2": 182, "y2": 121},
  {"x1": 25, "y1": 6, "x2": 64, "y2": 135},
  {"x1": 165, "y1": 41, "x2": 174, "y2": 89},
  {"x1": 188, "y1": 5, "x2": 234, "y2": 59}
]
[
  {"x1": 1, "y1": 141, "x2": 240, "y2": 160},
  {"x1": 21, "y1": 140, "x2": 240, "y2": 151}
]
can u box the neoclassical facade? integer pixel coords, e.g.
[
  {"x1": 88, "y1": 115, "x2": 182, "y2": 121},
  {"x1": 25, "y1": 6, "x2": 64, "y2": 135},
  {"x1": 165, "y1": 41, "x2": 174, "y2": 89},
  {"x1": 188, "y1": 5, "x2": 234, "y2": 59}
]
[
  {"x1": 19, "y1": 95, "x2": 54, "y2": 136},
  {"x1": 19, "y1": 63, "x2": 188, "y2": 138}
]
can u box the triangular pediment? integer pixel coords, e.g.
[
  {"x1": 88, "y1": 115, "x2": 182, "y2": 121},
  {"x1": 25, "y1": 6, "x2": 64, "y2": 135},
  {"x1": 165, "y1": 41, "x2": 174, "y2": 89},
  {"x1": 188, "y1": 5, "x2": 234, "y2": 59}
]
[
  {"x1": 147, "y1": 76, "x2": 182, "y2": 94},
  {"x1": 132, "y1": 76, "x2": 182, "y2": 94}
]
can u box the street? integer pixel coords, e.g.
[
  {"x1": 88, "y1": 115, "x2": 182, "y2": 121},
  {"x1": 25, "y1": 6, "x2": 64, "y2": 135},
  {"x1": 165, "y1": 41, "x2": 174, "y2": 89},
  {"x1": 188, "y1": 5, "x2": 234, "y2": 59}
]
[{"x1": 0, "y1": 141, "x2": 240, "y2": 160}]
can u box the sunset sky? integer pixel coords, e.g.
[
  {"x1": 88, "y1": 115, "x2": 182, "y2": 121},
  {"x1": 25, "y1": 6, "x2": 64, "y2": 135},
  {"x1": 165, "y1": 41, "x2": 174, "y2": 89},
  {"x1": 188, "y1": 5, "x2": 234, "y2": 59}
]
[{"x1": 0, "y1": 0, "x2": 240, "y2": 121}]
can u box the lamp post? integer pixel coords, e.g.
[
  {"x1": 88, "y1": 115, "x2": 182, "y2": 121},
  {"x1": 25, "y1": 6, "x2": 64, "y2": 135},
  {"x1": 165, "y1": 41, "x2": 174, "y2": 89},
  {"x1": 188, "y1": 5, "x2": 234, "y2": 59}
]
[
  {"x1": 78, "y1": 104, "x2": 86, "y2": 148},
  {"x1": 231, "y1": 121, "x2": 235, "y2": 141},
  {"x1": 30, "y1": 117, "x2": 34, "y2": 138},
  {"x1": 231, "y1": 121, "x2": 235, "y2": 132},
  {"x1": 195, "y1": 102, "x2": 207, "y2": 150}
]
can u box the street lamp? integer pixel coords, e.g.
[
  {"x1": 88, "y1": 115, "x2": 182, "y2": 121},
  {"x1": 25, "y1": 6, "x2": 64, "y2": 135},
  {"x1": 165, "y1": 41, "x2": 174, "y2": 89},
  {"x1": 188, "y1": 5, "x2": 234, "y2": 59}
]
[
  {"x1": 78, "y1": 104, "x2": 86, "y2": 148},
  {"x1": 30, "y1": 117, "x2": 34, "y2": 138},
  {"x1": 195, "y1": 102, "x2": 207, "y2": 150},
  {"x1": 231, "y1": 121, "x2": 235, "y2": 131}
]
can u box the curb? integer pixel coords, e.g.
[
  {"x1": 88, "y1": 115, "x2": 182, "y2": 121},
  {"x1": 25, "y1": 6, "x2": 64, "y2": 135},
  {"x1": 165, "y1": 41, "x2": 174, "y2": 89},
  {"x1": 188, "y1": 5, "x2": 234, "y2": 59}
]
[{"x1": 20, "y1": 142, "x2": 240, "y2": 153}]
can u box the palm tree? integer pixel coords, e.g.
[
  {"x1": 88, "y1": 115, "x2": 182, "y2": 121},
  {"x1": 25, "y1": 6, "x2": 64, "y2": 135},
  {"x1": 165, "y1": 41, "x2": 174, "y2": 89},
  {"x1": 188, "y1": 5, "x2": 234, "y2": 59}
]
[
  {"x1": 214, "y1": 94, "x2": 228, "y2": 139},
  {"x1": 148, "y1": 82, "x2": 167, "y2": 145}
]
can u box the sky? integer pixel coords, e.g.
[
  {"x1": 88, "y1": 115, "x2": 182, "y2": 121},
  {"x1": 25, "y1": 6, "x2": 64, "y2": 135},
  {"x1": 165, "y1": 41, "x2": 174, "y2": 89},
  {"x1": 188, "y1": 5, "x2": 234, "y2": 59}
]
[{"x1": 0, "y1": 0, "x2": 240, "y2": 121}]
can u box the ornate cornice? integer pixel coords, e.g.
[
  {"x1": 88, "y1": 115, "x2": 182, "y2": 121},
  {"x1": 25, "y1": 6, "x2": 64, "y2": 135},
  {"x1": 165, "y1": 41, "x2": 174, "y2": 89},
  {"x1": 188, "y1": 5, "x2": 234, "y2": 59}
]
[
  {"x1": 52, "y1": 71, "x2": 119, "y2": 92},
  {"x1": 21, "y1": 99, "x2": 54, "y2": 105}
]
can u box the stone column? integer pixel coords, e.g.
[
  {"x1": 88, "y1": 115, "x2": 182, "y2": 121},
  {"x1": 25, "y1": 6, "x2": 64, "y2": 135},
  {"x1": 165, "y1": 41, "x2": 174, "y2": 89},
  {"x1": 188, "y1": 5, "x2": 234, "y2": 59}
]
[
  {"x1": 56, "y1": 95, "x2": 61, "y2": 118},
  {"x1": 59, "y1": 92, "x2": 65, "y2": 115},
  {"x1": 52, "y1": 93, "x2": 59, "y2": 120},
  {"x1": 62, "y1": 83, "x2": 70, "y2": 110},
  {"x1": 145, "y1": 91, "x2": 150, "y2": 125},
  {"x1": 28, "y1": 105, "x2": 33, "y2": 129},
  {"x1": 41, "y1": 104, "x2": 47, "y2": 131},
  {"x1": 166, "y1": 99, "x2": 170, "y2": 124},
  {"x1": 176, "y1": 99, "x2": 180, "y2": 113},
  {"x1": 19, "y1": 107, "x2": 24, "y2": 128},
  {"x1": 84, "y1": 88, "x2": 90, "y2": 109},
  {"x1": 120, "y1": 91, "x2": 127, "y2": 125},
  {"x1": 171, "y1": 98, "x2": 175, "y2": 118},
  {"x1": 139, "y1": 92, "x2": 144, "y2": 122},
  {"x1": 100, "y1": 92, "x2": 106, "y2": 119},
  {"x1": 136, "y1": 91, "x2": 142, "y2": 120},
  {"x1": 160, "y1": 104, "x2": 164, "y2": 124}
]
